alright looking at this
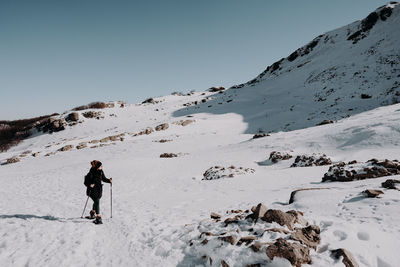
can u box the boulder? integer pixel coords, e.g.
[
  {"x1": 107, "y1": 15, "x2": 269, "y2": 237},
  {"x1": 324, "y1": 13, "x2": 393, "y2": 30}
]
[
  {"x1": 76, "y1": 142, "x2": 87, "y2": 150},
  {"x1": 252, "y1": 133, "x2": 270, "y2": 139},
  {"x1": 316, "y1": 120, "x2": 334, "y2": 126},
  {"x1": 262, "y1": 209, "x2": 297, "y2": 230},
  {"x1": 291, "y1": 154, "x2": 332, "y2": 167},
  {"x1": 208, "y1": 86, "x2": 225, "y2": 92},
  {"x1": 237, "y1": 236, "x2": 257, "y2": 246},
  {"x1": 264, "y1": 228, "x2": 290, "y2": 235},
  {"x1": 247, "y1": 203, "x2": 268, "y2": 222},
  {"x1": 221, "y1": 260, "x2": 230, "y2": 267},
  {"x1": 362, "y1": 189, "x2": 384, "y2": 198},
  {"x1": 142, "y1": 98, "x2": 155, "y2": 104},
  {"x1": 155, "y1": 123, "x2": 169, "y2": 131},
  {"x1": 331, "y1": 248, "x2": 359, "y2": 267},
  {"x1": 218, "y1": 235, "x2": 237, "y2": 245},
  {"x1": 266, "y1": 238, "x2": 311, "y2": 267},
  {"x1": 160, "y1": 153, "x2": 178, "y2": 158},
  {"x1": 210, "y1": 212, "x2": 221, "y2": 220},
  {"x1": 290, "y1": 225, "x2": 321, "y2": 250},
  {"x1": 6, "y1": 157, "x2": 20, "y2": 164},
  {"x1": 289, "y1": 188, "x2": 330, "y2": 204},
  {"x1": 66, "y1": 112, "x2": 79, "y2": 122},
  {"x1": 82, "y1": 111, "x2": 103, "y2": 119},
  {"x1": 269, "y1": 151, "x2": 292, "y2": 163},
  {"x1": 181, "y1": 120, "x2": 194, "y2": 126},
  {"x1": 59, "y1": 145, "x2": 73, "y2": 151},
  {"x1": 381, "y1": 179, "x2": 400, "y2": 189}
]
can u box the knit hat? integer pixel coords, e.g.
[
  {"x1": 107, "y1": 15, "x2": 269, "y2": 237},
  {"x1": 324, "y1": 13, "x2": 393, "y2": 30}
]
[{"x1": 95, "y1": 161, "x2": 102, "y2": 168}]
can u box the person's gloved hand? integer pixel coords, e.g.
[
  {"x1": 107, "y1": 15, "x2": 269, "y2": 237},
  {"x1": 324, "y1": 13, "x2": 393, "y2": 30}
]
[
  {"x1": 90, "y1": 184, "x2": 94, "y2": 188},
  {"x1": 109, "y1": 178, "x2": 112, "y2": 184}
]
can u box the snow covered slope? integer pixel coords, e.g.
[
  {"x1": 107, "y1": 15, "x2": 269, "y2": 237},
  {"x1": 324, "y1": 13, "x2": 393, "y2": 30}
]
[
  {"x1": 1, "y1": 3, "x2": 400, "y2": 267},
  {"x1": 175, "y1": 2, "x2": 400, "y2": 133}
]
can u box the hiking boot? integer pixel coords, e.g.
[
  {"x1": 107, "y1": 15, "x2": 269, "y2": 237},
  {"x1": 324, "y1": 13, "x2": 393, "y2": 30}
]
[
  {"x1": 93, "y1": 216, "x2": 103, "y2": 224},
  {"x1": 85, "y1": 210, "x2": 95, "y2": 219}
]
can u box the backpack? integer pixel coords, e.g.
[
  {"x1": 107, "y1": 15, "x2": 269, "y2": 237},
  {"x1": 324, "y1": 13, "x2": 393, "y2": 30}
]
[{"x1": 84, "y1": 172, "x2": 92, "y2": 187}]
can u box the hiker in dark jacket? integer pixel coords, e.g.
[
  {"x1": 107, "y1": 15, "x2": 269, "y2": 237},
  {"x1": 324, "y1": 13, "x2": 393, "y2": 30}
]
[{"x1": 84, "y1": 160, "x2": 112, "y2": 224}]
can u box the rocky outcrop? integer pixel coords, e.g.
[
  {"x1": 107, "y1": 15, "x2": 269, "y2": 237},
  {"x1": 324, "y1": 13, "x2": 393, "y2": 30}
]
[
  {"x1": 322, "y1": 159, "x2": 400, "y2": 182},
  {"x1": 202, "y1": 166, "x2": 255, "y2": 180},
  {"x1": 66, "y1": 112, "x2": 79, "y2": 122},
  {"x1": 269, "y1": 151, "x2": 292, "y2": 163},
  {"x1": 316, "y1": 120, "x2": 334, "y2": 126},
  {"x1": 82, "y1": 111, "x2": 103, "y2": 119},
  {"x1": 291, "y1": 154, "x2": 332, "y2": 167},
  {"x1": 76, "y1": 142, "x2": 87, "y2": 150},
  {"x1": 5, "y1": 157, "x2": 20, "y2": 164},
  {"x1": 186, "y1": 203, "x2": 321, "y2": 266},
  {"x1": 289, "y1": 188, "x2": 330, "y2": 204},
  {"x1": 173, "y1": 119, "x2": 195, "y2": 126},
  {"x1": 59, "y1": 145, "x2": 73, "y2": 152},
  {"x1": 208, "y1": 86, "x2": 225, "y2": 92},
  {"x1": 252, "y1": 133, "x2": 270, "y2": 139}
]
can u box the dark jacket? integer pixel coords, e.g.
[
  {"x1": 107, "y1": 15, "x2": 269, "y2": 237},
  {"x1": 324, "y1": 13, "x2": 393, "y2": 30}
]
[{"x1": 84, "y1": 168, "x2": 111, "y2": 199}]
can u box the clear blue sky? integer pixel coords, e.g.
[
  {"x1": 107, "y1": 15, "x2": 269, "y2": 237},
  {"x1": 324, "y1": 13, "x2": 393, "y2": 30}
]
[{"x1": 0, "y1": 0, "x2": 386, "y2": 120}]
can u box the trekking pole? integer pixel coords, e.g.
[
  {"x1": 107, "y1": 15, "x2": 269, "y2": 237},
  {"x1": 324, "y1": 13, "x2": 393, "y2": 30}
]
[
  {"x1": 81, "y1": 190, "x2": 91, "y2": 218},
  {"x1": 110, "y1": 183, "x2": 113, "y2": 218}
]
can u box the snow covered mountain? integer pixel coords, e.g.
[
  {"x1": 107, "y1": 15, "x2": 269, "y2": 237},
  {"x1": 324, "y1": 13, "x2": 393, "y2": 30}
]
[
  {"x1": 1, "y1": 3, "x2": 400, "y2": 267},
  {"x1": 175, "y1": 2, "x2": 400, "y2": 133}
]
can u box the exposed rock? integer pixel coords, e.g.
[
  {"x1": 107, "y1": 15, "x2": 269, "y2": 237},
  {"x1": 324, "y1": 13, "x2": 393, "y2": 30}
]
[
  {"x1": 290, "y1": 225, "x2": 321, "y2": 250},
  {"x1": 264, "y1": 228, "x2": 290, "y2": 235},
  {"x1": 381, "y1": 179, "x2": 400, "y2": 189},
  {"x1": 316, "y1": 120, "x2": 334, "y2": 126},
  {"x1": 142, "y1": 98, "x2": 155, "y2": 104},
  {"x1": 210, "y1": 212, "x2": 221, "y2": 220},
  {"x1": 66, "y1": 112, "x2": 79, "y2": 122},
  {"x1": 269, "y1": 151, "x2": 292, "y2": 163},
  {"x1": 181, "y1": 120, "x2": 194, "y2": 126},
  {"x1": 89, "y1": 140, "x2": 99, "y2": 144},
  {"x1": 331, "y1": 248, "x2": 359, "y2": 267},
  {"x1": 21, "y1": 150, "x2": 32, "y2": 155},
  {"x1": 155, "y1": 139, "x2": 172, "y2": 143},
  {"x1": 322, "y1": 159, "x2": 400, "y2": 182},
  {"x1": 289, "y1": 188, "x2": 330, "y2": 204},
  {"x1": 202, "y1": 166, "x2": 255, "y2": 180},
  {"x1": 39, "y1": 118, "x2": 67, "y2": 133},
  {"x1": 5, "y1": 157, "x2": 20, "y2": 164},
  {"x1": 76, "y1": 142, "x2": 87, "y2": 150},
  {"x1": 155, "y1": 123, "x2": 169, "y2": 131},
  {"x1": 252, "y1": 133, "x2": 270, "y2": 139},
  {"x1": 100, "y1": 137, "x2": 111, "y2": 143},
  {"x1": 362, "y1": 189, "x2": 384, "y2": 198},
  {"x1": 160, "y1": 153, "x2": 178, "y2": 158},
  {"x1": 291, "y1": 154, "x2": 332, "y2": 167},
  {"x1": 262, "y1": 209, "x2": 298, "y2": 230},
  {"x1": 266, "y1": 238, "x2": 311, "y2": 267},
  {"x1": 361, "y1": 93, "x2": 372, "y2": 99},
  {"x1": 237, "y1": 236, "x2": 257, "y2": 246},
  {"x1": 82, "y1": 111, "x2": 103, "y2": 119},
  {"x1": 247, "y1": 203, "x2": 268, "y2": 222},
  {"x1": 134, "y1": 128, "x2": 154, "y2": 136},
  {"x1": 59, "y1": 145, "x2": 73, "y2": 151},
  {"x1": 32, "y1": 152, "x2": 40, "y2": 157},
  {"x1": 208, "y1": 86, "x2": 225, "y2": 92},
  {"x1": 221, "y1": 260, "x2": 230, "y2": 267}
]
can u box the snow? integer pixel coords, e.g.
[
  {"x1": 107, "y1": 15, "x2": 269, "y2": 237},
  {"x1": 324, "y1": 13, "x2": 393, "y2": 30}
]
[{"x1": 1, "y1": 3, "x2": 400, "y2": 267}]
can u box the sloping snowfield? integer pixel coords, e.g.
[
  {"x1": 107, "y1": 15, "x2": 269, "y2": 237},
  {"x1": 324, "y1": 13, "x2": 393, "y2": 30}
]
[{"x1": 1, "y1": 92, "x2": 400, "y2": 267}]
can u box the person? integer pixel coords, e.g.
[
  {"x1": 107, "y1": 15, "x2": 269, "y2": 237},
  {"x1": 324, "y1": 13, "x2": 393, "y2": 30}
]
[{"x1": 84, "y1": 160, "x2": 112, "y2": 224}]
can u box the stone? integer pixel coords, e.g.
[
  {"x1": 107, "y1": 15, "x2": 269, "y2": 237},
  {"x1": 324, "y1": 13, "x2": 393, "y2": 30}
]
[
  {"x1": 32, "y1": 152, "x2": 40, "y2": 157},
  {"x1": 6, "y1": 157, "x2": 20, "y2": 164},
  {"x1": 210, "y1": 212, "x2": 221, "y2": 220},
  {"x1": 362, "y1": 189, "x2": 384, "y2": 198},
  {"x1": 316, "y1": 120, "x2": 334, "y2": 126},
  {"x1": 59, "y1": 145, "x2": 73, "y2": 151},
  {"x1": 76, "y1": 142, "x2": 87, "y2": 150},
  {"x1": 269, "y1": 151, "x2": 292, "y2": 163},
  {"x1": 264, "y1": 228, "x2": 290, "y2": 235},
  {"x1": 200, "y1": 232, "x2": 215, "y2": 238},
  {"x1": 66, "y1": 112, "x2": 79, "y2": 122},
  {"x1": 291, "y1": 154, "x2": 332, "y2": 167},
  {"x1": 208, "y1": 86, "x2": 225, "y2": 92},
  {"x1": 142, "y1": 98, "x2": 155, "y2": 104},
  {"x1": 266, "y1": 238, "x2": 311, "y2": 267},
  {"x1": 381, "y1": 179, "x2": 400, "y2": 189},
  {"x1": 82, "y1": 111, "x2": 103, "y2": 119},
  {"x1": 237, "y1": 236, "x2": 257, "y2": 246},
  {"x1": 89, "y1": 140, "x2": 99, "y2": 144},
  {"x1": 262, "y1": 209, "x2": 297, "y2": 230},
  {"x1": 155, "y1": 123, "x2": 169, "y2": 131},
  {"x1": 331, "y1": 248, "x2": 359, "y2": 267},
  {"x1": 290, "y1": 225, "x2": 321, "y2": 250},
  {"x1": 100, "y1": 137, "x2": 111, "y2": 143},
  {"x1": 252, "y1": 133, "x2": 270, "y2": 139},
  {"x1": 221, "y1": 260, "x2": 230, "y2": 267},
  {"x1": 289, "y1": 188, "x2": 330, "y2": 204},
  {"x1": 181, "y1": 120, "x2": 194, "y2": 126},
  {"x1": 160, "y1": 153, "x2": 178, "y2": 158},
  {"x1": 248, "y1": 203, "x2": 268, "y2": 222}
]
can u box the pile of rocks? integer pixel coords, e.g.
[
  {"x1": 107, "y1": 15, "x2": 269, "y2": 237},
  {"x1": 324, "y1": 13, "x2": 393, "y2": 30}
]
[
  {"x1": 291, "y1": 154, "x2": 332, "y2": 167},
  {"x1": 269, "y1": 151, "x2": 292, "y2": 163},
  {"x1": 132, "y1": 128, "x2": 154, "y2": 136},
  {"x1": 82, "y1": 111, "x2": 104, "y2": 119},
  {"x1": 4, "y1": 156, "x2": 20, "y2": 165},
  {"x1": 322, "y1": 159, "x2": 400, "y2": 182},
  {"x1": 38, "y1": 118, "x2": 67, "y2": 133},
  {"x1": 202, "y1": 166, "x2": 255, "y2": 180},
  {"x1": 252, "y1": 133, "x2": 270, "y2": 139},
  {"x1": 155, "y1": 123, "x2": 169, "y2": 131},
  {"x1": 186, "y1": 203, "x2": 325, "y2": 267}
]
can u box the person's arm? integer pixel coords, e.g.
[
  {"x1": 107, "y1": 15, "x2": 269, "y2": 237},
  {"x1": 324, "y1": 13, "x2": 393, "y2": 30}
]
[{"x1": 101, "y1": 171, "x2": 112, "y2": 184}]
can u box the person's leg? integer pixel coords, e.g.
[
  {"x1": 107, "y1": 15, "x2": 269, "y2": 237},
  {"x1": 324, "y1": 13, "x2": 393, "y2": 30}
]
[{"x1": 93, "y1": 198, "x2": 100, "y2": 215}]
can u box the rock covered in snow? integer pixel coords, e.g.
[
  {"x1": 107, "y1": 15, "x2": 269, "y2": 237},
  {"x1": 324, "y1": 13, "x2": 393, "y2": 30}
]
[
  {"x1": 291, "y1": 154, "x2": 332, "y2": 167},
  {"x1": 331, "y1": 248, "x2": 359, "y2": 267},
  {"x1": 381, "y1": 179, "x2": 400, "y2": 189},
  {"x1": 269, "y1": 151, "x2": 292, "y2": 163},
  {"x1": 155, "y1": 123, "x2": 169, "y2": 131},
  {"x1": 322, "y1": 159, "x2": 400, "y2": 182},
  {"x1": 362, "y1": 189, "x2": 384, "y2": 198},
  {"x1": 202, "y1": 166, "x2": 255, "y2": 180}
]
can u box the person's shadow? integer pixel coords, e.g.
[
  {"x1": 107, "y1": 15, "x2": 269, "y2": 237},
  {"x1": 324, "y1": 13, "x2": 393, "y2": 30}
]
[{"x1": 0, "y1": 214, "x2": 84, "y2": 223}]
